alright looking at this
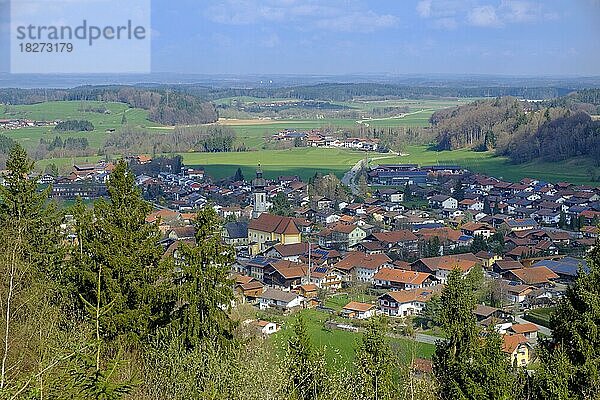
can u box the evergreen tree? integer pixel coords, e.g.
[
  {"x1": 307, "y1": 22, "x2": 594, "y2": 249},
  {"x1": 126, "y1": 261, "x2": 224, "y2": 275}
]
[
  {"x1": 433, "y1": 269, "x2": 517, "y2": 399},
  {"x1": 533, "y1": 244, "x2": 600, "y2": 399},
  {"x1": 233, "y1": 167, "x2": 244, "y2": 182},
  {"x1": 270, "y1": 192, "x2": 293, "y2": 216},
  {"x1": 425, "y1": 236, "x2": 441, "y2": 257},
  {"x1": 470, "y1": 234, "x2": 488, "y2": 254},
  {"x1": 121, "y1": 112, "x2": 127, "y2": 125},
  {"x1": 285, "y1": 315, "x2": 325, "y2": 400},
  {"x1": 483, "y1": 197, "x2": 492, "y2": 214},
  {"x1": 354, "y1": 317, "x2": 396, "y2": 400},
  {"x1": 453, "y1": 179, "x2": 465, "y2": 201},
  {"x1": 169, "y1": 206, "x2": 236, "y2": 349},
  {"x1": 70, "y1": 160, "x2": 167, "y2": 341},
  {"x1": 404, "y1": 182, "x2": 412, "y2": 202}
]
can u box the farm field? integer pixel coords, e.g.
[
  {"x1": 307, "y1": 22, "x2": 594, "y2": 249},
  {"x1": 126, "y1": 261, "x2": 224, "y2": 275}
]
[
  {"x1": 0, "y1": 101, "x2": 155, "y2": 151},
  {"x1": 271, "y1": 309, "x2": 435, "y2": 368},
  {"x1": 181, "y1": 145, "x2": 600, "y2": 185}
]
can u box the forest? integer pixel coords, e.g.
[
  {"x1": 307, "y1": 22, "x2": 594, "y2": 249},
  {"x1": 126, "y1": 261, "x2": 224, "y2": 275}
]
[
  {"x1": 0, "y1": 144, "x2": 599, "y2": 399},
  {"x1": 431, "y1": 95, "x2": 600, "y2": 165},
  {"x1": 102, "y1": 125, "x2": 239, "y2": 156},
  {"x1": 0, "y1": 87, "x2": 218, "y2": 126}
]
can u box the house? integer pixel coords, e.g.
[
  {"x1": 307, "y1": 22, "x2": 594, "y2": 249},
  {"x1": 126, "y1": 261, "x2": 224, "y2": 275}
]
[
  {"x1": 298, "y1": 283, "x2": 318, "y2": 299},
  {"x1": 378, "y1": 286, "x2": 441, "y2": 317},
  {"x1": 317, "y1": 223, "x2": 366, "y2": 251},
  {"x1": 309, "y1": 266, "x2": 343, "y2": 291},
  {"x1": 502, "y1": 218, "x2": 539, "y2": 232},
  {"x1": 502, "y1": 334, "x2": 533, "y2": 367},
  {"x1": 234, "y1": 274, "x2": 264, "y2": 301},
  {"x1": 429, "y1": 195, "x2": 458, "y2": 210},
  {"x1": 264, "y1": 242, "x2": 316, "y2": 262},
  {"x1": 473, "y1": 304, "x2": 511, "y2": 323},
  {"x1": 248, "y1": 213, "x2": 301, "y2": 254},
  {"x1": 341, "y1": 301, "x2": 377, "y2": 319},
  {"x1": 509, "y1": 323, "x2": 538, "y2": 340},
  {"x1": 460, "y1": 222, "x2": 495, "y2": 239},
  {"x1": 258, "y1": 288, "x2": 304, "y2": 310},
  {"x1": 411, "y1": 253, "x2": 480, "y2": 284},
  {"x1": 372, "y1": 268, "x2": 434, "y2": 290},
  {"x1": 505, "y1": 266, "x2": 559, "y2": 287},
  {"x1": 263, "y1": 260, "x2": 308, "y2": 290},
  {"x1": 493, "y1": 260, "x2": 525, "y2": 275},
  {"x1": 500, "y1": 282, "x2": 533, "y2": 304},
  {"x1": 334, "y1": 252, "x2": 392, "y2": 283},
  {"x1": 222, "y1": 222, "x2": 249, "y2": 246},
  {"x1": 249, "y1": 320, "x2": 280, "y2": 336}
]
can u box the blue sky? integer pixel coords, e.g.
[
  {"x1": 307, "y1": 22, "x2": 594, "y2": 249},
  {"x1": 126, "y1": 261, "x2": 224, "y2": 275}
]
[{"x1": 2, "y1": 0, "x2": 600, "y2": 76}]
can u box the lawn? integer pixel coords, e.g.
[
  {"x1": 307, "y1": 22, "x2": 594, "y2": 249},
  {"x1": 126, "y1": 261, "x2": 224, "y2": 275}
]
[
  {"x1": 181, "y1": 147, "x2": 368, "y2": 181},
  {"x1": 272, "y1": 309, "x2": 435, "y2": 368},
  {"x1": 524, "y1": 307, "x2": 556, "y2": 328}
]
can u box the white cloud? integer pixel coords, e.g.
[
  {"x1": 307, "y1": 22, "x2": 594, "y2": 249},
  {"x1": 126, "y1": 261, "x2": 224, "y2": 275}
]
[
  {"x1": 417, "y1": 0, "x2": 559, "y2": 29},
  {"x1": 416, "y1": 0, "x2": 432, "y2": 17},
  {"x1": 315, "y1": 11, "x2": 398, "y2": 33},
  {"x1": 205, "y1": 0, "x2": 398, "y2": 33},
  {"x1": 468, "y1": 5, "x2": 501, "y2": 27}
]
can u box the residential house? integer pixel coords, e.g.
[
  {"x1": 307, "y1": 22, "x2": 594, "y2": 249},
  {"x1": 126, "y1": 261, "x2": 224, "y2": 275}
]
[
  {"x1": 378, "y1": 286, "x2": 441, "y2": 317},
  {"x1": 505, "y1": 266, "x2": 559, "y2": 287},
  {"x1": 411, "y1": 253, "x2": 481, "y2": 284},
  {"x1": 222, "y1": 222, "x2": 249, "y2": 246},
  {"x1": 334, "y1": 252, "x2": 392, "y2": 283},
  {"x1": 373, "y1": 268, "x2": 435, "y2": 290},
  {"x1": 509, "y1": 323, "x2": 538, "y2": 340},
  {"x1": 258, "y1": 288, "x2": 304, "y2": 310},
  {"x1": 429, "y1": 195, "x2": 458, "y2": 210},
  {"x1": 341, "y1": 301, "x2": 377, "y2": 319},
  {"x1": 502, "y1": 334, "x2": 533, "y2": 367},
  {"x1": 248, "y1": 213, "x2": 302, "y2": 254}
]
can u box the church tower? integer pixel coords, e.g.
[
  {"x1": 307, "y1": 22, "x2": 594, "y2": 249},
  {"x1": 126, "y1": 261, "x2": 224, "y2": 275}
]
[{"x1": 252, "y1": 164, "x2": 267, "y2": 219}]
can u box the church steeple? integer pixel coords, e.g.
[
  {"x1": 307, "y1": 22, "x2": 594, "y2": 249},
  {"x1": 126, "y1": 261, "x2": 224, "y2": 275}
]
[{"x1": 252, "y1": 163, "x2": 267, "y2": 218}]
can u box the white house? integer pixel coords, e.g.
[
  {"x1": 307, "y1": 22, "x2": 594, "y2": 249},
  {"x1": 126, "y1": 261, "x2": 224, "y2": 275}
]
[
  {"x1": 258, "y1": 288, "x2": 304, "y2": 310},
  {"x1": 341, "y1": 301, "x2": 377, "y2": 319}
]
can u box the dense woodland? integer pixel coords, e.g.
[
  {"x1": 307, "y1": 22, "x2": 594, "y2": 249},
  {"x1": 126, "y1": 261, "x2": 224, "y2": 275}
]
[
  {"x1": 0, "y1": 87, "x2": 218, "y2": 125},
  {"x1": 102, "y1": 125, "x2": 239, "y2": 156},
  {"x1": 0, "y1": 144, "x2": 599, "y2": 399},
  {"x1": 431, "y1": 94, "x2": 600, "y2": 165}
]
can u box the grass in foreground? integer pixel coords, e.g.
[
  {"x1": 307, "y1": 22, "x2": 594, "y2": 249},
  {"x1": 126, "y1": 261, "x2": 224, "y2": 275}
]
[{"x1": 272, "y1": 309, "x2": 435, "y2": 369}]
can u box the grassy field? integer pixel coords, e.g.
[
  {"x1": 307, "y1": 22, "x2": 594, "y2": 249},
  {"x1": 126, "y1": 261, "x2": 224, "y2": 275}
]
[
  {"x1": 181, "y1": 147, "x2": 368, "y2": 180},
  {"x1": 524, "y1": 307, "x2": 556, "y2": 328},
  {"x1": 272, "y1": 309, "x2": 435, "y2": 368},
  {"x1": 0, "y1": 101, "x2": 155, "y2": 150}
]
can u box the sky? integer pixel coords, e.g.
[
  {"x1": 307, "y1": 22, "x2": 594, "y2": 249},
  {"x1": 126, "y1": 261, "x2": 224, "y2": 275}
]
[{"x1": 1, "y1": 0, "x2": 600, "y2": 76}]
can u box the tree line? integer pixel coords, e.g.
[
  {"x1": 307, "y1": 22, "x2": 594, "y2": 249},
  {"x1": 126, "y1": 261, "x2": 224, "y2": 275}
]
[
  {"x1": 431, "y1": 96, "x2": 600, "y2": 165},
  {"x1": 102, "y1": 125, "x2": 239, "y2": 156}
]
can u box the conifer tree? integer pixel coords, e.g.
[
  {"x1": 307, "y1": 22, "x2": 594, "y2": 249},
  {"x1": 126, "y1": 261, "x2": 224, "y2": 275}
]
[
  {"x1": 285, "y1": 315, "x2": 325, "y2": 400},
  {"x1": 433, "y1": 269, "x2": 517, "y2": 399},
  {"x1": 354, "y1": 317, "x2": 396, "y2": 400},
  {"x1": 71, "y1": 160, "x2": 166, "y2": 341},
  {"x1": 533, "y1": 244, "x2": 600, "y2": 399}
]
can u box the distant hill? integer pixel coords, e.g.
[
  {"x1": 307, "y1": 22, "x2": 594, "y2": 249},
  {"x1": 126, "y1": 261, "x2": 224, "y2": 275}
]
[
  {"x1": 430, "y1": 94, "x2": 600, "y2": 166},
  {"x1": 0, "y1": 87, "x2": 218, "y2": 125}
]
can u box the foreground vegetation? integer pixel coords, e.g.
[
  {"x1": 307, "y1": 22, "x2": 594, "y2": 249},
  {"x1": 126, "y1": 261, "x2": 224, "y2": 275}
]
[{"x1": 0, "y1": 142, "x2": 599, "y2": 398}]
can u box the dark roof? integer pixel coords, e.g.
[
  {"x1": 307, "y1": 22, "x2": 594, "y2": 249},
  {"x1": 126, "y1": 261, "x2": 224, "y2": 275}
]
[{"x1": 225, "y1": 222, "x2": 248, "y2": 239}]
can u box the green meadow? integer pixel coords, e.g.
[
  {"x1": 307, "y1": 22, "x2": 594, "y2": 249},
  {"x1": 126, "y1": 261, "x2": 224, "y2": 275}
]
[
  {"x1": 271, "y1": 309, "x2": 435, "y2": 368},
  {"x1": 0, "y1": 101, "x2": 156, "y2": 151}
]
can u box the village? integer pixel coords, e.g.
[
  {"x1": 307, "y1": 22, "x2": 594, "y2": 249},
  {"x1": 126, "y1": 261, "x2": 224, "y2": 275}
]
[{"x1": 21, "y1": 152, "x2": 599, "y2": 371}]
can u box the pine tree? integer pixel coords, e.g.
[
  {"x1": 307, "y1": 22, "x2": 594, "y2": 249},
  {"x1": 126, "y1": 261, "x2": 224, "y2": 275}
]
[
  {"x1": 354, "y1": 317, "x2": 396, "y2": 400},
  {"x1": 270, "y1": 192, "x2": 293, "y2": 216},
  {"x1": 71, "y1": 160, "x2": 167, "y2": 341},
  {"x1": 533, "y1": 243, "x2": 600, "y2": 399},
  {"x1": 433, "y1": 269, "x2": 517, "y2": 399},
  {"x1": 285, "y1": 315, "x2": 325, "y2": 400},
  {"x1": 470, "y1": 234, "x2": 488, "y2": 254},
  {"x1": 233, "y1": 167, "x2": 244, "y2": 182},
  {"x1": 168, "y1": 206, "x2": 236, "y2": 349}
]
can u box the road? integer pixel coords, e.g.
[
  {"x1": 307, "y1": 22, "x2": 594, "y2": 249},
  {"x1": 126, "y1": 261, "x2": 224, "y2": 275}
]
[{"x1": 342, "y1": 154, "x2": 400, "y2": 195}]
